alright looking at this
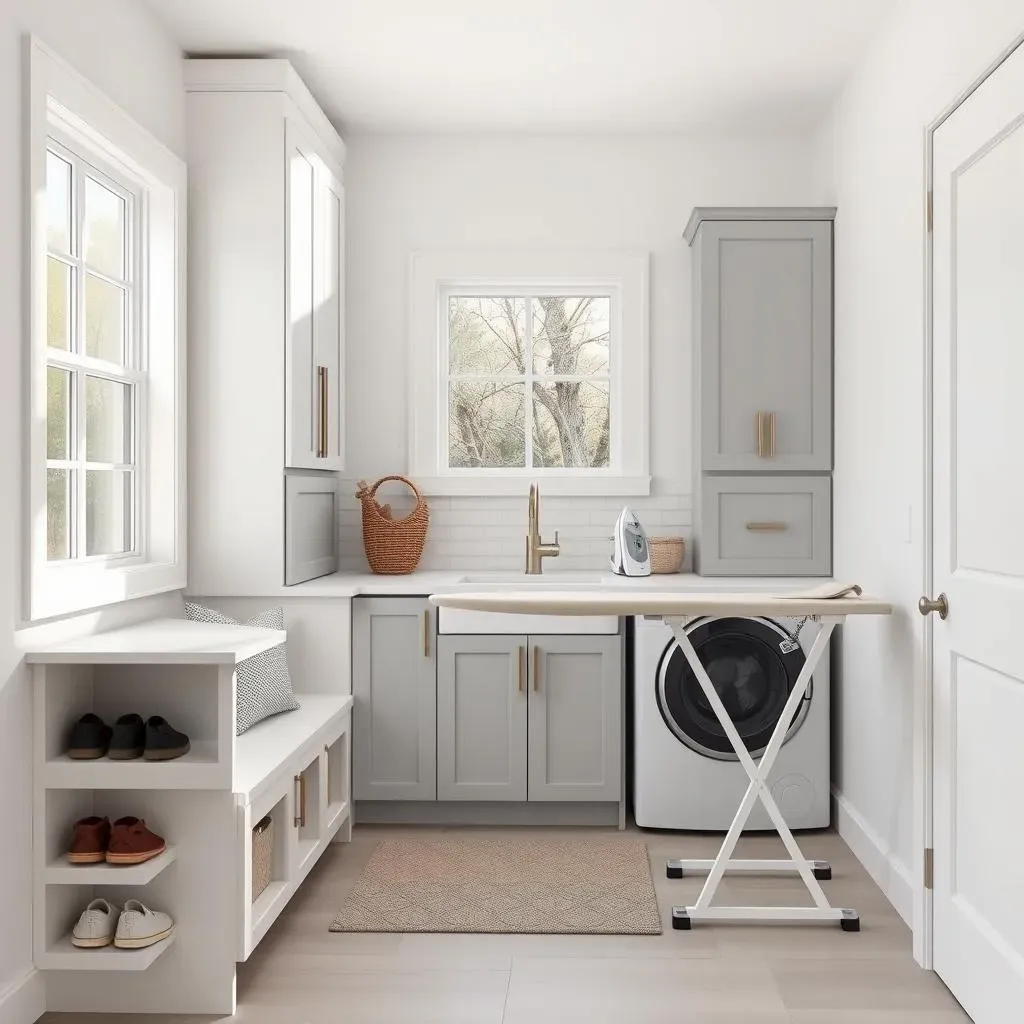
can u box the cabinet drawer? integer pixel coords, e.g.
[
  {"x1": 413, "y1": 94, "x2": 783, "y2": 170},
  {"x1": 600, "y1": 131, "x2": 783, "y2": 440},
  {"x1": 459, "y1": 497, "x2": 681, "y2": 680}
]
[{"x1": 698, "y1": 476, "x2": 831, "y2": 576}]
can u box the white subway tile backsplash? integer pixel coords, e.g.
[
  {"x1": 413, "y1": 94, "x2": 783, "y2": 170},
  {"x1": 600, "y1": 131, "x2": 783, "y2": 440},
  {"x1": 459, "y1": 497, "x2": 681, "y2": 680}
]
[{"x1": 338, "y1": 490, "x2": 692, "y2": 573}]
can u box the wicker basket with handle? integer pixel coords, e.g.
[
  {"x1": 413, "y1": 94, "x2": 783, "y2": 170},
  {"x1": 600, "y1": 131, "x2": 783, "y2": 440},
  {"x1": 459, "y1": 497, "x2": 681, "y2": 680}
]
[
  {"x1": 356, "y1": 476, "x2": 430, "y2": 575},
  {"x1": 251, "y1": 815, "x2": 273, "y2": 902},
  {"x1": 649, "y1": 536, "x2": 686, "y2": 574}
]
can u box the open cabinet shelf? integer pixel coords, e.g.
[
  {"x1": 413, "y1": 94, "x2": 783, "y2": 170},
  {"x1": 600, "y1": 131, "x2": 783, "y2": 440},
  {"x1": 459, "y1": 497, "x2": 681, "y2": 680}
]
[
  {"x1": 43, "y1": 847, "x2": 177, "y2": 886},
  {"x1": 39, "y1": 933, "x2": 176, "y2": 972}
]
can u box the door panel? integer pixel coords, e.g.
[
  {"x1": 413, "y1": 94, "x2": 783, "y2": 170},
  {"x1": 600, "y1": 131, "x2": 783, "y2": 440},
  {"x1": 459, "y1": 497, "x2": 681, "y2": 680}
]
[
  {"x1": 314, "y1": 168, "x2": 344, "y2": 470},
  {"x1": 699, "y1": 219, "x2": 832, "y2": 472},
  {"x1": 352, "y1": 598, "x2": 436, "y2": 801},
  {"x1": 284, "y1": 119, "x2": 317, "y2": 470},
  {"x1": 437, "y1": 636, "x2": 527, "y2": 801},
  {"x1": 527, "y1": 636, "x2": 621, "y2": 802},
  {"x1": 932, "y1": 40, "x2": 1024, "y2": 1022}
]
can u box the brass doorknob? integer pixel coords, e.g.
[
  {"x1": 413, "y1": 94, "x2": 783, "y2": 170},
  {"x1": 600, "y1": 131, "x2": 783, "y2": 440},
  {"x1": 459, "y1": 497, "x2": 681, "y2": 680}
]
[{"x1": 918, "y1": 594, "x2": 949, "y2": 619}]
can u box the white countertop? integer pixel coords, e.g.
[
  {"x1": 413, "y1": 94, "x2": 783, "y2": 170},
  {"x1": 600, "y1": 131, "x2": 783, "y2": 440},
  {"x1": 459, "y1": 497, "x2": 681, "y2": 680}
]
[{"x1": 231, "y1": 570, "x2": 835, "y2": 600}]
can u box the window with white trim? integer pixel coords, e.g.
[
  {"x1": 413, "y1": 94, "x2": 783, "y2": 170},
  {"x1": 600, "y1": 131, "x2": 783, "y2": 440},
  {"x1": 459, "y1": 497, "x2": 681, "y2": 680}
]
[
  {"x1": 44, "y1": 143, "x2": 141, "y2": 562},
  {"x1": 410, "y1": 251, "x2": 649, "y2": 496},
  {"x1": 28, "y1": 38, "x2": 186, "y2": 620}
]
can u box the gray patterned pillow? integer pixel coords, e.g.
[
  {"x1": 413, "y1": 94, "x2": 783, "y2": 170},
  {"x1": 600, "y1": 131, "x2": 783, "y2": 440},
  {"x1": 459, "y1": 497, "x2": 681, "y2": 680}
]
[{"x1": 184, "y1": 602, "x2": 300, "y2": 735}]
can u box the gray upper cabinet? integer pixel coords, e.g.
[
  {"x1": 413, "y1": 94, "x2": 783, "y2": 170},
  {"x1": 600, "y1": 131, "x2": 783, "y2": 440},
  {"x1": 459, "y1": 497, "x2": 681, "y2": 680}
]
[
  {"x1": 353, "y1": 598, "x2": 436, "y2": 801},
  {"x1": 437, "y1": 636, "x2": 527, "y2": 802},
  {"x1": 690, "y1": 215, "x2": 833, "y2": 473},
  {"x1": 527, "y1": 636, "x2": 621, "y2": 803}
]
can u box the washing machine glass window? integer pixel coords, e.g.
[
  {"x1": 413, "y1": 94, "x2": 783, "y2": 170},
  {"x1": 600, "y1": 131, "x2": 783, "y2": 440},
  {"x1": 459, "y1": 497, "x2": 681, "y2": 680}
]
[{"x1": 656, "y1": 617, "x2": 811, "y2": 761}]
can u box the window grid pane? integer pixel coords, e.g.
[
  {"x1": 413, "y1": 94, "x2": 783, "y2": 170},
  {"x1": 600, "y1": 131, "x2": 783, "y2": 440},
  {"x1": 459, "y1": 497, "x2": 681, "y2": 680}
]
[
  {"x1": 44, "y1": 143, "x2": 139, "y2": 562},
  {"x1": 446, "y1": 293, "x2": 613, "y2": 471}
]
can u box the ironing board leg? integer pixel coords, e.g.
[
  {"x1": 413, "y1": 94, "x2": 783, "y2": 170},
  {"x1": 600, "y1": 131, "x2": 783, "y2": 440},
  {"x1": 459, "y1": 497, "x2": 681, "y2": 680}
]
[{"x1": 661, "y1": 617, "x2": 856, "y2": 929}]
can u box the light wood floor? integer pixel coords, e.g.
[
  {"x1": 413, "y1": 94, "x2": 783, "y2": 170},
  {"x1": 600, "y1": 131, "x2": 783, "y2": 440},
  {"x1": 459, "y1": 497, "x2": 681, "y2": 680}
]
[{"x1": 43, "y1": 824, "x2": 970, "y2": 1024}]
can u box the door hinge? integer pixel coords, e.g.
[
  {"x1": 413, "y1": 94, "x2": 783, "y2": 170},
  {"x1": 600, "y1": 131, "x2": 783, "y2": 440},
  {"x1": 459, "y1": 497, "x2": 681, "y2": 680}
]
[
  {"x1": 926, "y1": 190, "x2": 933, "y2": 233},
  {"x1": 924, "y1": 847, "x2": 934, "y2": 890}
]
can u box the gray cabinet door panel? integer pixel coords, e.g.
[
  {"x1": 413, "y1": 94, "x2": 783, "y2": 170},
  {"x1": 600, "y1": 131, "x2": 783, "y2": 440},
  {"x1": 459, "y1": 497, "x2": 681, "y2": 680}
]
[
  {"x1": 528, "y1": 636, "x2": 621, "y2": 803},
  {"x1": 698, "y1": 476, "x2": 831, "y2": 577},
  {"x1": 284, "y1": 472, "x2": 338, "y2": 584},
  {"x1": 699, "y1": 220, "x2": 832, "y2": 472},
  {"x1": 352, "y1": 598, "x2": 436, "y2": 801},
  {"x1": 437, "y1": 636, "x2": 528, "y2": 802}
]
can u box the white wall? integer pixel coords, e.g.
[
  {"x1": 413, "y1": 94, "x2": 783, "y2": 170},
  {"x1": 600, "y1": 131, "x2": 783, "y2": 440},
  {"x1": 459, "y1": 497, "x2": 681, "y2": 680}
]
[
  {"x1": 812, "y1": 0, "x2": 1024, "y2": 934},
  {"x1": 0, "y1": 5, "x2": 185, "y2": 1021},
  {"x1": 341, "y1": 133, "x2": 817, "y2": 570}
]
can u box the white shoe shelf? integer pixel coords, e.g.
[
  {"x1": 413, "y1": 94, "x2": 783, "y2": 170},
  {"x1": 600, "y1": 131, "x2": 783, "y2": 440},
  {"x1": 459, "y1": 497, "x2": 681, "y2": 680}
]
[{"x1": 26, "y1": 618, "x2": 353, "y2": 1016}]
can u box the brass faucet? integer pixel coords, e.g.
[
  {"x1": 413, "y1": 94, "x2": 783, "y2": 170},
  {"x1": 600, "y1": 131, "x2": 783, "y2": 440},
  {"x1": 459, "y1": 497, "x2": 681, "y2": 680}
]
[{"x1": 526, "y1": 481, "x2": 560, "y2": 574}]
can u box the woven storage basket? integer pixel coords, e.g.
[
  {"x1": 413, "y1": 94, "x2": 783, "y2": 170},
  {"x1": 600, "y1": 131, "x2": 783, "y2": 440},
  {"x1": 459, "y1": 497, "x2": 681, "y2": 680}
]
[
  {"x1": 649, "y1": 536, "x2": 685, "y2": 574},
  {"x1": 356, "y1": 476, "x2": 430, "y2": 575},
  {"x1": 251, "y1": 815, "x2": 273, "y2": 902}
]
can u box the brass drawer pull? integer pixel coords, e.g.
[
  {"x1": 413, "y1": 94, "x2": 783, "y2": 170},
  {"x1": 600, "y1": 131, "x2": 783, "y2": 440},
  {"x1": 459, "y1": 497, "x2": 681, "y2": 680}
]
[
  {"x1": 294, "y1": 773, "x2": 307, "y2": 828},
  {"x1": 316, "y1": 365, "x2": 328, "y2": 458},
  {"x1": 422, "y1": 609, "x2": 431, "y2": 658},
  {"x1": 755, "y1": 411, "x2": 777, "y2": 458},
  {"x1": 532, "y1": 645, "x2": 540, "y2": 692},
  {"x1": 746, "y1": 521, "x2": 788, "y2": 532},
  {"x1": 756, "y1": 411, "x2": 765, "y2": 458},
  {"x1": 516, "y1": 645, "x2": 524, "y2": 693},
  {"x1": 768, "y1": 411, "x2": 776, "y2": 457}
]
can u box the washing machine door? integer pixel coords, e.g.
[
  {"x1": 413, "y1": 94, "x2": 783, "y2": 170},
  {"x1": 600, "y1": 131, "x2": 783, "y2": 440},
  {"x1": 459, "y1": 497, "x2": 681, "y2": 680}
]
[{"x1": 656, "y1": 617, "x2": 811, "y2": 761}]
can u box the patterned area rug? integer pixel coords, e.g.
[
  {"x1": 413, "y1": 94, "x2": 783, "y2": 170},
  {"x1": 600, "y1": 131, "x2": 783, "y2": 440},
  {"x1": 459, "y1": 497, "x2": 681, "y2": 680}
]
[{"x1": 330, "y1": 836, "x2": 662, "y2": 935}]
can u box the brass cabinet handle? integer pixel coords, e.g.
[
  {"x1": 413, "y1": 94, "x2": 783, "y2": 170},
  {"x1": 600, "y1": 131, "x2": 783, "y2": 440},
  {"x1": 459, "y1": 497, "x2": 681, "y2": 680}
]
[
  {"x1": 768, "y1": 411, "x2": 776, "y2": 457},
  {"x1": 294, "y1": 773, "x2": 306, "y2": 827},
  {"x1": 316, "y1": 365, "x2": 329, "y2": 458},
  {"x1": 918, "y1": 593, "x2": 949, "y2": 619},
  {"x1": 755, "y1": 411, "x2": 776, "y2": 458},
  {"x1": 422, "y1": 609, "x2": 431, "y2": 658},
  {"x1": 746, "y1": 521, "x2": 788, "y2": 532},
  {"x1": 756, "y1": 411, "x2": 765, "y2": 458},
  {"x1": 532, "y1": 645, "x2": 540, "y2": 692},
  {"x1": 516, "y1": 645, "x2": 524, "y2": 693}
]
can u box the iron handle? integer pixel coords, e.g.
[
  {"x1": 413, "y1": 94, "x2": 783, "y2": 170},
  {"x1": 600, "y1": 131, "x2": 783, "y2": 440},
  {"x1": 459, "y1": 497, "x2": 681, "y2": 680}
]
[
  {"x1": 746, "y1": 522, "x2": 788, "y2": 532},
  {"x1": 918, "y1": 593, "x2": 949, "y2": 619}
]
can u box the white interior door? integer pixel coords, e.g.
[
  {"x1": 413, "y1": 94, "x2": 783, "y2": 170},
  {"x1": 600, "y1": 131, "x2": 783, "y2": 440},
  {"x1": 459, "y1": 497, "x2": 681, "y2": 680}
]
[{"x1": 931, "y1": 39, "x2": 1024, "y2": 1023}]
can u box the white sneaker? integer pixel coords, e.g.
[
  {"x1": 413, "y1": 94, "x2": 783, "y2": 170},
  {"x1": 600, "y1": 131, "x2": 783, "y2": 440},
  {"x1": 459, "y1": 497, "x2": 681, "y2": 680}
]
[
  {"x1": 114, "y1": 899, "x2": 175, "y2": 949},
  {"x1": 72, "y1": 898, "x2": 119, "y2": 948}
]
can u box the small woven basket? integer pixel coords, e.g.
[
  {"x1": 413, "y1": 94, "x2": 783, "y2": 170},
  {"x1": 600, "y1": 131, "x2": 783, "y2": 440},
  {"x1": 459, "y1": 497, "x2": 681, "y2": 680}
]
[
  {"x1": 356, "y1": 476, "x2": 430, "y2": 575},
  {"x1": 649, "y1": 536, "x2": 685, "y2": 574},
  {"x1": 251, "y1": 815, "x2": 273, "y2": 902}
]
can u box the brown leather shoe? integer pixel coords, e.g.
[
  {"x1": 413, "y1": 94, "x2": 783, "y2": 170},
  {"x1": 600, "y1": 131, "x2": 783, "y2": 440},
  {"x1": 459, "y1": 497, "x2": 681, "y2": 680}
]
[
  {"x1": 106, "y1": 817, "x2": 166, "y2": 865},
  {"x1": 68, "y1": 816, "x2": 111, "y2": 864}
]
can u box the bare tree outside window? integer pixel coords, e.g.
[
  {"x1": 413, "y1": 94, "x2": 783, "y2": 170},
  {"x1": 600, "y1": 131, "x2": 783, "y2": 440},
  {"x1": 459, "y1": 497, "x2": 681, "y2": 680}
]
[{"x1": 447, "y1": 294, "x2": 611, "y2": 469}]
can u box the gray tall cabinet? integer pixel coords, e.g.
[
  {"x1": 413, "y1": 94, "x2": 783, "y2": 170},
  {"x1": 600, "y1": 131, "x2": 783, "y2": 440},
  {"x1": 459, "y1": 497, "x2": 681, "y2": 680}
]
[{"x1": 686, "y1": 208, "x2": 836, "y2": 576}]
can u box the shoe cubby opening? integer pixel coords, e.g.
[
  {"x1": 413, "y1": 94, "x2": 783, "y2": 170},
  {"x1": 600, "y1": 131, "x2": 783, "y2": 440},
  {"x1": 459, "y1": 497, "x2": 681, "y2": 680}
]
[
  {"x1": 42, "y1": 789, "x2": 177, "y2": 882},
  {"x1": 38, "y1": 662, "x2": 231, "y2": 787}
]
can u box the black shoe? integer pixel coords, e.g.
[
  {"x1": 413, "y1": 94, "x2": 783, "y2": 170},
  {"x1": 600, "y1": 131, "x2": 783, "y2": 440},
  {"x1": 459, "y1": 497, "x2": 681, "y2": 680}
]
[
  {"x1": 144, "y1": 716, "x2": 191, "y2": 761},
  {"x1": 108, "y1": 714, "x2": 146, "y2": 760},
  {"x1": 67, "y1": 714, "x2": 112, "y2": 760}
]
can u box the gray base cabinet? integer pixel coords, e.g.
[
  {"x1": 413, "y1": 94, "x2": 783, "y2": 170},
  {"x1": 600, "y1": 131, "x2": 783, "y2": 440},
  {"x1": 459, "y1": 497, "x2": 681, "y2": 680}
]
[
  {"x1": 437, "y1": 636, "x2": 527, "y2": 801},
  {"x1": 435, "y1": 633, "x2": 622, "y2": 805},
  {"x1": 528, "y1": 636, "x2": 621, "y2": 803},
  {"x1": 353, "y1": 598, "x2": 436, "y2": 801}
]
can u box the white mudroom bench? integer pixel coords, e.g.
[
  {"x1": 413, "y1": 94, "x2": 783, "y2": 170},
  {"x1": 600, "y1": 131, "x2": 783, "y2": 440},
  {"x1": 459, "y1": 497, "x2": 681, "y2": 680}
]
[{"x1": 26, "y1": 617, "x2": 352, "y2": 1017}]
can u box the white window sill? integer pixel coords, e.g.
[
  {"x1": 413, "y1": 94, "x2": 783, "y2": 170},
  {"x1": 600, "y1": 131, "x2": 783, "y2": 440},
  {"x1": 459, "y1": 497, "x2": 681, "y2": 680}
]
[
  {"x1": 413, "y1": 475, "x2": 652, "y2": 498},
  {"x1": 29, "y1": 559, "x2": 186, "y2": 623}
]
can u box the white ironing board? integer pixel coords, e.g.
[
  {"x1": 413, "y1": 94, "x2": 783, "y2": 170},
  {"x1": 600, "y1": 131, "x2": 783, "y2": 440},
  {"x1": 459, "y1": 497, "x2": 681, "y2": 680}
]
[{"x1": 430, "y1": 588, "x2": 891, "y2": 930}]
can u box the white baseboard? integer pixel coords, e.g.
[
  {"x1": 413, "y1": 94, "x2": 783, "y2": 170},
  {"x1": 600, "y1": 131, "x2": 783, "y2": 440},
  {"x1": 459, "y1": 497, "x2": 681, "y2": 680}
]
[
  {"x1": 832, "y1": 787, "x2": 914, "y2": 927},
  {"x1": 0, "y1": 970, "x2": 45, "y2": 1024}
]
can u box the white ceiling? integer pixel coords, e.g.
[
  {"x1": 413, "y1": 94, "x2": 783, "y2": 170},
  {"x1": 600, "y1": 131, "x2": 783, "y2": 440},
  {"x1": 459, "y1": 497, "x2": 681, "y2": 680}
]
[{"x1": 144, "y1": 0, "x2": 896, "y2": 134}]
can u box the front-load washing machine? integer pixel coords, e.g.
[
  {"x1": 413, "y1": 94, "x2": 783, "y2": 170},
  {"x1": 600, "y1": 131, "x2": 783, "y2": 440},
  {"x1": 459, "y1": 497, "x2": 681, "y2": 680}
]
[{"x1": 633, "y1": 614, "x2": 830, "y2": 831}]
